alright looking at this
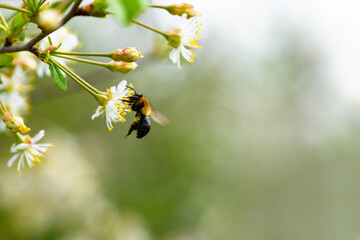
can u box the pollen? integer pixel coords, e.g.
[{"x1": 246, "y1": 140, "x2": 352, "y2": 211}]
[
  {"x1": 34, "y1": 156, "x2": 42, "y2": 164},
  {"x1": 19, "y1": 124, "x2": 31, "y2": 134}
]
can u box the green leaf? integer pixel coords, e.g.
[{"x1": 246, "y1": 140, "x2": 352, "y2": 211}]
[
  {"x1": 19, "y1": 30, "x2": 26, "y2": 41},
  {"x1": 50, "y1": 1, "x2": 62, "y2": 9},
  {"x1": 0, "y1": 55, "x2": 14, "y2": 68},
  {"x1": 11, "y1": 13, "x2": 26, "y2": 31},
  {"x1": 49, "y1": 63, "x2": 67, "y2": 92},
  {"x1": 107, "y1": 0, "x2": 148, "y2": 25}
]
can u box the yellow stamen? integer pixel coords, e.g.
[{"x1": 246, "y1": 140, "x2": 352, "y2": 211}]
[{"x1": 19, "y1": 124, "x2": 31, "y2": 134}]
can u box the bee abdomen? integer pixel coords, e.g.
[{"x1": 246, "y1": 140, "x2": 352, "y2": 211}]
[{"x1": 136, "y1": 115, "x2": 151, "y2": 138}]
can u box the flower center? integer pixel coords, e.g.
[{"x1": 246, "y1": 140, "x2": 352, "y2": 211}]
[{"x1": 168, "y1": 29, "x2": 182, "y2": 49}]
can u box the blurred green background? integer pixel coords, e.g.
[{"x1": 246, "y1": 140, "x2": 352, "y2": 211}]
[{"x1": 2, "y1": 0, "x2": 360, "y2": 240}]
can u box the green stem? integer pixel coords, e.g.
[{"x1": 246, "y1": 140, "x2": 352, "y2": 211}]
[
  {"x1": 0, "y1": 95, "x2": 7, "y2": 115},
  {"x1": 49, "y1": 58, "x2": 104, "y2": 97},
  {"x1": 132, "y1": 20, "x2": 169, "y2": 38},
  {"x1": 0, "y1": 11, "x2": 10, "y2": 34},
  {"x1": 0, "y1": 3, "x2": 32, "y2": 14},
  {"x1": 52, "y1": 54, "x2": 109, "y2": 68},
  {"x1": 148, "y1": 5, "x2": 166, "y2": 9},
  {"x1": 53, "y1": 51, "x2": 111, "y2": 58},
  {"x1": 31, "y1": 0, "x2": 37, "y2": 11},
  {"x1": 14, "y1": 132, "x2": 25, "y2": 144}
]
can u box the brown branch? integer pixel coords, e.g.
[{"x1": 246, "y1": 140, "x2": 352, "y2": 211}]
[{"x1": 0, "y1": 0, "x2": 83, "y2": 54}]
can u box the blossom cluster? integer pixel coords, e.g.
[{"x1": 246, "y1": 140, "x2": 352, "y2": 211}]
[{"x1": 0, "y1": 0, "x2": 202, "y2": 175}]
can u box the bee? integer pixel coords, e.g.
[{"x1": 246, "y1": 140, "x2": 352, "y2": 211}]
[{"x1": 121, "y1": 86, "x2": 169, "y2": 139}]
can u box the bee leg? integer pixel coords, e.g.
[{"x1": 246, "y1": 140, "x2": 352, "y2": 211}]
[
  {"x1": 125, "y1": 121, "x2": 139, "y2": 139},
  {"x1": 126, "y1": 85, "x2": 136, "y2": 93}
]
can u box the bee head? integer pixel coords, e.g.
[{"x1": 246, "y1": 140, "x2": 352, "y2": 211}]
[{"x1": 133, "y1": 93, "x2": 143, "y2": 98}]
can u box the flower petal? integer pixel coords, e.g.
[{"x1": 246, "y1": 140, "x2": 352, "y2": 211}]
[
  {"x1": 11, "y1": 143, "x2": 30, "y2": 152},
  {"x1": 17, "y1": 153, "x2": 24, "y2": 173},
  {"x1": 169, "y1": 48, "x2": 180, "y2": 64},
  {"x1": 91, "y1": 106, "x2": 104, "y2": 120},
  {"x1": 117, "y1": 80, "x2": 127, "y2": 90},
  {"x1": 7, "y1": 153, "x2": 20, "y2": 167},
  {"x1": 32, "y1": 130, "x2": 45, "y2": 143},
  {"x1": 180, "y1": 46, "x2": 193, "y2": 63}
]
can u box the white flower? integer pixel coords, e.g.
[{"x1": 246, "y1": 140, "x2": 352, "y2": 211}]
[
  {"x1": 37, "y1": 27, "x2": 79, "y2": 77},
  {"x1": 169, "y1": 13, "x2": 202, "y2": 69},
  {"x1": 13, "y1": 51, "x2": 38, "y2": 70},
  {"x1": 91, "y1": 80, "x2": 132, "y2": 131},
  {"x1": 37, "y1": 9, "x2": 62, "y2": 32},
  {"x1": 7, "y1": 130, "x2": 53, "y2": 175},
  {"x1": 0, "y1": 66, "x2": 31, "y2": 114}
]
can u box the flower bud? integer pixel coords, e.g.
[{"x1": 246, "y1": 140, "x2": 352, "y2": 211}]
[
  {"x1": 167, "y1": 29, "x2": 182, "y2": 48},
  {"x1": 76, "y1": 0, "x2": 108, "y2": 18},
  {"x1": 106, "y1": 61, "x2": 137, "y2": 74},
  {"x1": 111, "y1": 47, "x2": 142, "y2": 62},
  {"x1": 166, "y1": 3, "x2": 197, "y2": 18},
  {"x1": 2, "y1": 114, "x2": 31, "y2": 134},
  {"x1": 37, "y1": 9, "x2": 62, "y2": 32}
]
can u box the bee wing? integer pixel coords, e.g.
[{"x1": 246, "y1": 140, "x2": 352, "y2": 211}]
[{"x1": 150, "y1": 109, "x2": 170, "y2": 125}]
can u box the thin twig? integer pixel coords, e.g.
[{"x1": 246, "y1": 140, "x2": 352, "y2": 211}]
[{"x1": 0, "y1": 0, "x2": 83, "y2": 54}]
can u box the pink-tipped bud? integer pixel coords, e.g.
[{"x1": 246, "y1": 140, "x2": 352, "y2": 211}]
[
  {"x1": 106, "y1": 61, "x2": 137, "y2": 74},
  {"x1": 45, "y1": 46, "x2": 58, "y2": 51},
  {"x1": 111, "y1": 47, "x2": 142, "y2": 62},
  {"x1": 76, "y1": 0, "x2": 108, "y2": 17},
  {"x1": 2, "y1": 114, "x2": 31, "y2": 134},
  {"x1": 166, "y1": 3, "x2": 197, "y2": 18},
  {"x1": 167, "y1": 29, "x2": 182, "y2": 48}
]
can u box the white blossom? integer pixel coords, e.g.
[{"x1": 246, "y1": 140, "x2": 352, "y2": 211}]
[
  {"x1": 7, "y1": 130, "x2": 53, "y2": 175},
  {"x1": 91, "y1": 80, "x2": 132, "y2": 131},
  {"x1": 169, "y1": 13, "x2": 202, "y2": 69},
  {"x1": 0, "y1": 66, "x2": 31, "y2": 115}
]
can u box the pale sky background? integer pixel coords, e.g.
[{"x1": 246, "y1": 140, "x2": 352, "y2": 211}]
[{"x1": 152, "y1": 0, "x2": 360, "y2": 105}]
